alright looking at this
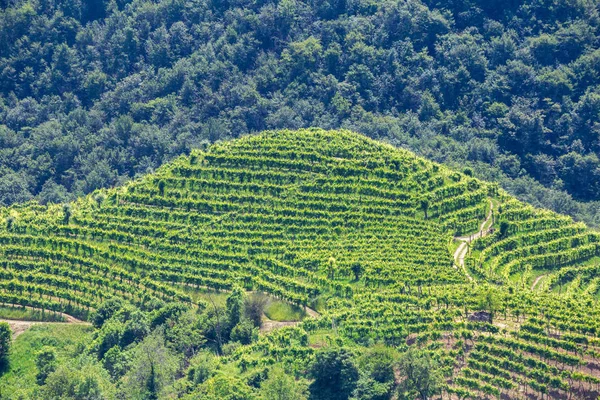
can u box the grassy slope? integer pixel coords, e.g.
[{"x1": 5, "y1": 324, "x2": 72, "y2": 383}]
[{"x1": 0, "y1": 324, "x2": 94, "y2": 398}]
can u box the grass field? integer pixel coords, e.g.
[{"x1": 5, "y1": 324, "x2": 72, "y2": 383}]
[
  {"x1": 264, "y1": 301, "x2": 307, "y2": 322},
  {"x1": 0, "y1": 324, "x2": 94, "y2": 398},
  {"x1": 0, "y1": 306, "x2": 66, "y2": 322}
]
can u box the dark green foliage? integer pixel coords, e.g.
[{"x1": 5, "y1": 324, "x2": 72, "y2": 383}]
[
  {"x1": 92, "y1": 298, "x2": 123, "y2": 329},
  {"x1": 0, "y1": 322, "x2": 10, "y2": 366},
  {"x1": 351, "y1": 374, "x2": 391, "y2": 400},
  {"x1": 1, "y1": 0, "x2": 600, "y2": 226},
  {"x1": 187, "y1": 352, "x2": 217, "y2": 386},
  {"x1": 358, "y1": 345, "x2": 396, "y2": 385},
  {"x1": 230, "y1": 319, "x2": 255, "y2": 345},
  {"x1": 62, "y1": 204, "x2": 71, "y2": 225},
  {"x1": 244, "y1": 293, "x2": 268, "y2": 328},
  {"x1": 146, "y1": 364, "x2": 158, "y2": 400},
  {"x1": 149, "y1": 302, "x2": 188, "y2": 329},
  {"x1": 35, "y1": 347, "x2": 57, "y2": 385},
  {"x1": 120, "y1": 310, "x2": 149, "y2": 347},
  {"x1": 40, "y1": 357, "x2": 113, "y2": 400},
  {"x1": 397, "y1": 348, "x2": 442, "y2": 400},
  {"x1": 226, "y1": 286, "x2": 245, "y2": 330},
  {"x1": 260, "y1": 367, "x2": 308, "y2": 400},
  {"x1": 309, "y1": 348, "x2": 359, "y2": 400},
  {"x1": 351, "y1": 262, "x2": 363, "y2": 282}
]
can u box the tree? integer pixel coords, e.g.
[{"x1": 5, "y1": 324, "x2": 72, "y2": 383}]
[
  {"x1": 351, "y1": 262, "x2": 363, "y2": 282},
  {"x1": 327, "y1": 257, "x2": 337, "y2": 280},
  {"x1": 164, "y1": 310, "x2": 206, "y2": 357},
  {"x1": 36, "y1": 347, "x2": 57, "y2": 385},
  {"x1": 397, "y1": 348, "x2": 442, "y2": 400},
  {"x1": 420, "y1": 198, "x2": 430, "y2": 220},
  {"x1": 309, "y1": 347, "x2": 359, "y2": 400},
  {"x1": 92, "y1": 298, "x2": 124, "y2": 328},
  {"x1": 200, "y1": 296, "x2": 225, "y2": 354},
  {"x1": 499, "y1": 220, "x2": 509, "y2": 238},
  {"x1": 40, "y1": 356, "x2": 116, "y2": 400},
  {"x1": 187, "y1": 351, "x2": 217, "y2": 385},
  {"x1": 477, "y1": 287, "x2": 500, "y2": 323},
  {"x1": 230, "y1": 319, "x2": 256, "y2": 345},
  {"x1": 226, "y1": 286, "x2": 245, "y2": 331},
  {"x1": 120, "y1": 309, "x2": 149, "y2": 347},
  {"x1": 350, "y1": 373, "x2": 391, "y2": 400},
  {"x1": 62, "y1": 204, "x2": 72, "y2": 225},
  {"x1": 357, "y1": 345, "x2": 396, "y2": 385},
  {"x1": 120, "y1": 329, "x2": 180, "y2": 399},
  {"x1": 0, "y1": 322, "x2": 10, "y2": 366},
  {"x1": 0, "y1": 172, "x2": 32, "y2": 206},
  {"x1": 259, "y1": 366, "x2": 308, "y2": 400},
  {"x1": 192, "y1": 374, "x2": 254, "y2": 400},
  {"x1": 244, "y1": 293, "x2": 268, "y2": 328}
]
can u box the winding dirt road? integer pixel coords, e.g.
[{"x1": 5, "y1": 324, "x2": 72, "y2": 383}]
[{"x1": 452, "y1": 201, "x2": 494, "y2": 281}]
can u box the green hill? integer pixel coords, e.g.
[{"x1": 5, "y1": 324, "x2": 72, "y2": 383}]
[{"x1": 2, "y1": 129, "x2": 600, "y2": 398}]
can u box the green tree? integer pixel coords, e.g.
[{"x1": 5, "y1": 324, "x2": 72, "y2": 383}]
[
  {"x1": 36, "y1": 347, "x2": 57, "y2": 385},
  {"x1": 309, "y1": 348, "x2": 359, "y2": 400},
  {"x1": 327, "y1": 257, "x2": 337, "y2": 280},
  {"x1": 120, "y1": 329, "x2": 180, "y2": 399},
  {"x1": 259, "y1": 366, "x2": 308, "y2": 400},
  {"x1": 230, "y1": 319, "x2": 256, "y2": 345},
  {"x1": 226, "y1": 286, "x2": 245, "y2": 331},
  {"x1": 189, "y1": 374, "x2": 254, "y2": 400},
  {"x1": 477, "y1": 287, "x2": 500, "y2": 323},
  {"x1": 92, "y1": 298, "x2": 124, "y2": 328},
  {"x1": 357, "y1": 344, "x2": 396, "y2": 385},
  {"x1": 0, "y1": 322, "x2": 10, "y2": 366},
  {"x1": 62, "y1": 203, "x2": 72, "y2": 225},
  {"x1": 350, "y1": 373, "x2": 391, "y2": 400},
  {"x1": 420, "y1": 198, "x2": 430, "y2": 220},
  {"x1": 244, "y1": 293, "x2": 268, "y2": 328},
  {"x1": 187, "y1": 351, "x2": 218, "y2": 386},
  {"x1": 351, "y1": 262, "x2": 363, "y2": 282},
  {"x1": 40, "y1": 357, "x2": 115, "y2": 400},
  {"x1": 397, "y1": 348, "x2": 442, "y2": 400}
]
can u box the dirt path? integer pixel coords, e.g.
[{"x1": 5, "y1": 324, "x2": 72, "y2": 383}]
[
  {"x1": 452, "y1": 200, "x2": 494, "y2": 281},
  {"x1": 0, "y1": 319, "x2": 38, "y2": 339},
  {"x1": 0, "y1": 318, "x2": 90, "y2": 339},
  {"x1": 260, "y1": 318, "x2": 299, "y2": 333},
  {"x1": 455, "y1": 201, "x2": 494, "y2": 243},
  {"x1": 304, "y1": 306, "x2": 319, "y2": 318},
  {"x1": 259, "y1": 306, "x2": 320, "y2": 333},
  {"x1": 531, "y1": 274, "x2": 546, "y2": 290},
  {"x1": 0, "y1": 306, "x2": 89, "y2": 339}
]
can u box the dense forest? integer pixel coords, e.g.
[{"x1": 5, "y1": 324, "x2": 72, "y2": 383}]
[{"x1": 1, "y1": 0, "x2": 600, "y2": 225}]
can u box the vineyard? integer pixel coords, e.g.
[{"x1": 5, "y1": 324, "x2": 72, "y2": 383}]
[{"x1": 2, "y1": 129, "x2": 600, "y2": 398}]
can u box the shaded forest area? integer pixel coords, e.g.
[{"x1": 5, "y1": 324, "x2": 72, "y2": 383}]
[{"x1": 1, "y1": 0, "x2": 600, "y2": 224}]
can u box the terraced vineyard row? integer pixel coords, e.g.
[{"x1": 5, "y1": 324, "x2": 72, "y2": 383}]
[
  {"x1": 1, "y1": 130, "x2": 480, "y2": 315},
  {"x1": 2, "y1": 129, "x2": 600, "y2": 398}
]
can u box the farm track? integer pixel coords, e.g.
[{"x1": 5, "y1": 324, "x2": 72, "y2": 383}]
[
  {"x1": 531, "y1": 274, "x2": 546, "y2": 290},
  {"x1": 0, "y1": 305, "x2": 88, "y2": 339},
  {"x1": 1, "y1": 315, "x2": 89, "y2": 339},
  {"x1": 452, "y1": 200, "x2": 494, "y2": 281}
]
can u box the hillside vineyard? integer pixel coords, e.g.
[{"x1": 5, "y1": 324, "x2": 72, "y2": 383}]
[{"x1": 2, "y1": 129, "x2": 600, "y2": 398}]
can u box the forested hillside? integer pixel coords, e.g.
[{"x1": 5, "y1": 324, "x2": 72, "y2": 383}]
[
  {"x1": 1, "y1": 0, "x2": 600, "y2": 225},
  {"x1": 1, "y1": 129, "x2": 600, "y2": 399}
]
